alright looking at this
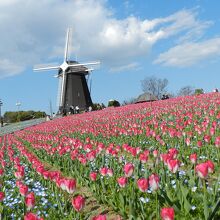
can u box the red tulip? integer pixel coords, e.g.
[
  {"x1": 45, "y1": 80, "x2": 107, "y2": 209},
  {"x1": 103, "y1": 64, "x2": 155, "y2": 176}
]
[
  {"x1": 123, "y1": 163, "x2": 134, "y2": 177},
  {"x1": 189, "y1": 153, "x2": 197, "y2": 164},
  {"x1": 25, "y1": 192, "x2": 35, "y2": 210},
  {"x1": 90, "y1": 172, "x2": 98, "y2": 181},
  {"x1": 72, "y1": 195, "x2": 85, "y2": 212},
  {"x1": 167, "y1": 159, "x2": 180, "y2": 173},
  {"x1": 149, "y1": 174, "x2": 160, "y2": 191},
  {"x1": 196, "y1": 163, "x2": 208, "y2": 179},
  {"x1": 19, "y1": 184, "x2": 28, "y2": 196},
  {"x1": 117, "y1": 177, "x2": 127, "y2": 188},
  {"x1": 0, "y1": 192, "x2": 5, "y2": 202},
  {"x1": 107, "y1": 168, "x2": 113, "y2": 177},
  {"x1": 137, "y1": 178, "x2": 148, "y2": 192},
  {"x1": 161, "y1": 207, "x2": 175, "y2": 220},
  {"x1": 92, "y1": 215, "x2": 106, "y2": 220}
]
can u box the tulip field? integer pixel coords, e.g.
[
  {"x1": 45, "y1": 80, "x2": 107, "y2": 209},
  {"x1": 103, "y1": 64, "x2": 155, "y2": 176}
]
[{"x1": 0, "y1": 93, "x2": 220, "y2": 220}]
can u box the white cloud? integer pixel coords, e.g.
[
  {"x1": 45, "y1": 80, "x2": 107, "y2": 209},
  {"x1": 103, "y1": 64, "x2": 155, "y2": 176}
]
[
  {"x1": 0, "y1": 0, "x2": 213, "y2": 78},
  {"x1": 154, "y1": 38, "x2": 220, "y2": 67},
  {"x1": 109, "y1": 62, "x2": 140, "y2": 73}
]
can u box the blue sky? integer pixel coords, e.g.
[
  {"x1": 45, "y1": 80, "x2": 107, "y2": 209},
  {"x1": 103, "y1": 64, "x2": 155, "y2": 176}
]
[{"x1": 0, "y1": 0, "x2": 220, "y2": 114}]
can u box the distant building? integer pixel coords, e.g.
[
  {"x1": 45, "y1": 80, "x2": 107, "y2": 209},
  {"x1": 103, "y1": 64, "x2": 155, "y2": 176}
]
[{"x1": 135, "y1": 92, "x2": 158, "y2": 103}]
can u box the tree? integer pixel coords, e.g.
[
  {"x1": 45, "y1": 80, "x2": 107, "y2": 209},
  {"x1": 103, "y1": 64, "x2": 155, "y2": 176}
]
[
  {"x1": 108, "y1": 100, "x2": 120, "y2": 107},
  {"x1": 195, "y1": 88, "x2": 204, "y2": 95},
  {"x1": 177, "y1": 86, "x2": 194, "y2": 97},
  {"x1": 141, "y1": 76, "x2": 168, "y2": 99}
]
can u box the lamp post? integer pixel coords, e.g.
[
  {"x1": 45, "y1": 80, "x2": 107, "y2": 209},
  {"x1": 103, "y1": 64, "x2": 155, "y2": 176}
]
[
  {"x1": 16, "y1": 102, "x2": 21, "y2": 122},
  {"x1": 0, "y1": 100, "x2": 3, "y2": 127}
]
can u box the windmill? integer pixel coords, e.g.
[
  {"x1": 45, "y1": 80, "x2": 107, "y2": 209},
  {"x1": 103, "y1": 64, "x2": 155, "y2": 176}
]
[{"x1": 34, "y1": 28, "x2": 100, "y2": 114}]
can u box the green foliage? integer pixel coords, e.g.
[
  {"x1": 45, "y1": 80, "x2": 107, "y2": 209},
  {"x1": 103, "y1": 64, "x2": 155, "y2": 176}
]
[
  {"x1": 92, "y1": 103, "x2": 105, "y2": 111},
  {"x1": 3, "y1": 110, "x2": 46, "y2": 123},
  {"x1": 195, "y1": 88, "x2": 204, "y2": 95},
  {"x1": 108, "y1": 100, "x2": 120, "y2": 107}
]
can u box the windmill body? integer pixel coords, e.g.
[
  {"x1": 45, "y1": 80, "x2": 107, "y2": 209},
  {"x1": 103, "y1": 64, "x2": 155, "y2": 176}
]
[{"x1": 34, "y1": 28, "x2": 99, "y2": 114}]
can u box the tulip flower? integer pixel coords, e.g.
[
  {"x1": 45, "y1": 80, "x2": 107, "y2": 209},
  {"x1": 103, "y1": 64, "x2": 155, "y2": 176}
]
[
  {"x1": 24, "y1": 212, "x2": 44, "y2": 220},
  {"x1": 195, "y1": 163, "x2": 208, "y2": 179},
  {"x1": 206, "y1": 160, "x2": 214, "y2": 173},
  {"x1": 72, "y1": 195, "x2": 85, "y2": 212},
  {"x1": 100, "y1": 167, "x2": 108, "y2": 176},
  {"x1": 117, "y1": 177, "x2": 127, "y2": 188},
  {"x1": 92, "y1": 215, "x2": 106, "y2": 220},
  {"x1": 0, "y1": 191, "x2": 5, "y2": 202},
  {"x1": 19, "y1": 184, "x2": 29, "y2": 196},
  {"x1": 160, "y1": 207, "x2": 175, "y2": 220},
  {"x1": 149, "y1": 174, "x2": 160, "y2": 191},
  {"x1": 139, "y1": 153, "x2": 148, "y2": 163},
  {"x1": 167, "y1": 159, "x2": 180, "y2": 173},
  {"x1": 137, "y1": 178, "x2": 148, "y2": 192},
  {"x1": 90, "y1": 172, "x2": 98, "y2": 181},
  {"x1": 189, "y1": 153, "x2": 197, "y2": 164},
  {"x1": 0, "y1": 169, "x2": 4, "y2": 176},
  {"x1": 64, "y1": 178, "x2": 76, "y2": 194},
  {"x1": 153, "y1": 150, "x2": 158, "y2": 158},
  {"x1": 25, "y1": 192, "x2": 35, "y2": 210},
  {"x1": 107, "y1": 168, "x2": 113, "y2": 177},
  {"x1": 123, "y1": 163, "x2": 134, "y2": 177}
]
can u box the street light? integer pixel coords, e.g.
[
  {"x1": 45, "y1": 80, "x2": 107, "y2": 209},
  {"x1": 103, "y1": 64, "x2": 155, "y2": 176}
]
[
  {"x1": 16, "y1": 102, "x2": 21, "y2": 122},
  {"x1": 16, "y1": 101, "x2": 21, "y2": 111},
  {"x1": 0, "y1": 100, "x2": 3, "y2": 127}
]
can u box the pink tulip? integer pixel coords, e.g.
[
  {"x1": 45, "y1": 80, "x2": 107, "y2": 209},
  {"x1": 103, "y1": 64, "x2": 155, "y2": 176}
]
[
  {"x1": 196, "y1": 163, "x2": 208, "y2": 179},
  {"x1": 72, "y1": 195, "x2": 85, "y2": 212},
  {"x1": 0, "y1": 169, "x2": 4, "y2": 176},
  {"x1": 0, "y1": 192, "x2": 5, "y2": 202},
  {"x1": 25, "y1": 192, "x2": 35, "y2": 210},
  {"x1": 197, "y1": 140, "x2": 203, "y2": 148},
  {"x1": 117, "y1": 177, "x2": 127, "y2": 188},
  {"x1": 107, "y1": 168, "x2": 113, "y2": 177},
  {"x1": 19, "y1": 184, "x2": 28, "y2": 196},
  {"x1": 123, "y1": 163, "x2": 134, "y2": 177},
  {"x1": 100, "y1": 167, "x2": 108, "y2": 176},
  {"x1": 92, "y1": 215, "x2": 106, "y2": 220},
  {"x1": 24, "y1": 212, "x2": 44, "y2": 220},
  {"x1": 139, "y1": 153, "x2": 148, "y2": 163},
  {"x1": 90, "y1": 172, "x2": 98, "y2": 181},
  {"x1": 153, "y1": 149, "x2": 158, "y2": 158},
  {"x1": 137, "y1": 178, "x2": 148, "y2": 192},
  {"x1": 64, "y1": 179, "x2": 76, "y2": 194},
  {"x1": 206, "y1": 160, "x2": 214, "y2": 173},
  {"x1": 161, "y1": 207, "x2": 175, "y2": 220},
  {"x1": 215, "y1": 136, "x2": 220, "y2": 148},
  {"x1": 167, "y1": 159, "x2": 180, "y2": 173},
  {"x1": 189, "y1": 153, "x2": 197, "y2": 164},
  {"x1": 149, "y1": 174, "x2": 160, "y2": 191}
]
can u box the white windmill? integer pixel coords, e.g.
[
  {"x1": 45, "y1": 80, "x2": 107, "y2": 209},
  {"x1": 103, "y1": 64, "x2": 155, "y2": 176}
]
[{"x1": 33, "y1": 28, "x2": 100, "y2": 114}]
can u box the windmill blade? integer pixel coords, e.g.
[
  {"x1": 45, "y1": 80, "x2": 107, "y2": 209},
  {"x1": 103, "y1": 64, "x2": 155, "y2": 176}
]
[
  {"x1": 64, "y1": 28, "x2": 71, "y2": 62},
  {"x1": 33, "y1": 65, "x2": 60, "y2": 72},
  {"x1": 68, "y1": 61, "x2": 100, "y2": 68}
]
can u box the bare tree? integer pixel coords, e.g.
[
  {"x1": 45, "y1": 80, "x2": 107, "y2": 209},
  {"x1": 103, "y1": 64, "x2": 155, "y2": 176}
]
[
  {"x1": 177, "y1": 86, "x2": 194, "y2": 97},
  {"x1": 141, "y1": 76, "x2": 168, "y2": 99}
]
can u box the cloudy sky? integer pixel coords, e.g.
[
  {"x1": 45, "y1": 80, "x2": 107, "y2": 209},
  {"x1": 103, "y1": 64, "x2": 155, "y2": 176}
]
[{"x1": 0, "y1": 0, "x2": 220, "y2": 113}]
